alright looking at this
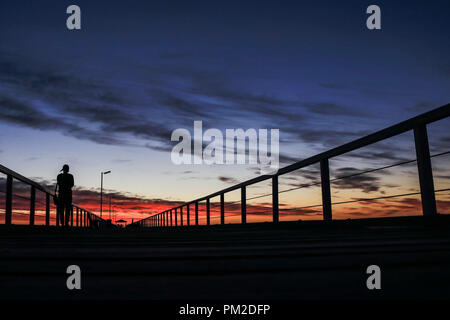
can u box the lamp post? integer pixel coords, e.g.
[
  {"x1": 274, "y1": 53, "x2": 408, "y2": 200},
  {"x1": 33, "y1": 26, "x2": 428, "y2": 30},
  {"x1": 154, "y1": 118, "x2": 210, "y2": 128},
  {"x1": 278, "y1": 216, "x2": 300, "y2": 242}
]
[
  {"x1": 109, "y1": 196, "x2": 112, "y2": 220},
  {"x1": 100, "y1": 170, "x2": 111, "y2": 218}
]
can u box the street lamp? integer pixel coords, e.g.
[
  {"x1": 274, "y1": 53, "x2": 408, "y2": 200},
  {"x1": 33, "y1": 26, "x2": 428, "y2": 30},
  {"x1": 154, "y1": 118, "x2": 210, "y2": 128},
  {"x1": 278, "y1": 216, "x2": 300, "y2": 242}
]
[
  {"x1": 100, "y1": 170, "x2": 111, "y2": 218},
  {"x1": 109, "y1": 196, "x2": 112, "y2": 220}
]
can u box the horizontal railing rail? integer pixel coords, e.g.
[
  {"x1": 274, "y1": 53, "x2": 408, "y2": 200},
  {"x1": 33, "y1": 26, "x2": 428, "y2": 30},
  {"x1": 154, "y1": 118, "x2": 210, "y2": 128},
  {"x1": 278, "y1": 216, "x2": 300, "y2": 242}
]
[
  {"x1": 132, "y1": 103, "x2": 450, "y2": 228},
  {"x1": 0, "y1": 165, "x2": 103, "y2": 227}
]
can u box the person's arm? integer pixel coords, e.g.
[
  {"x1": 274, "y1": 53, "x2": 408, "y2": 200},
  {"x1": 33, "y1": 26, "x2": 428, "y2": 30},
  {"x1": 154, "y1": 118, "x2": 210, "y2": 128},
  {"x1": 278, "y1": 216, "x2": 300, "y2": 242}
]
[{"x1": 54, "y1": 177, "x2": 59, "y2": 195}]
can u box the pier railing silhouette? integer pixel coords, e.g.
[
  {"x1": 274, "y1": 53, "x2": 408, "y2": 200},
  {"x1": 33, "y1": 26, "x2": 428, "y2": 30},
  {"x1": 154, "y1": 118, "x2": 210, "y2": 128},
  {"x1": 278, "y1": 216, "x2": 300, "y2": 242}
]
[
  {"x1": 0, "y1": 164, "x2": 102, "y2": 227},
  {"x1": 133, "y1": 103, "x2": 450, "y2": 228}
]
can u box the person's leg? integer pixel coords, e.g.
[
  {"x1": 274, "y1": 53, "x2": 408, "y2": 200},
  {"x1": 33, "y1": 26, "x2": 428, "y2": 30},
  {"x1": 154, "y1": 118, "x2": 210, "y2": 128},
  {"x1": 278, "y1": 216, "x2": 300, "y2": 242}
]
[
  {"x1": 65, "y1": 202, "x2": 71, "y2": 226},
  {"x1": 62, "y1": 203, "x2": 66, "y2": 226},
  {"x1": 56, "y1": 204, "x2": 59, "y2": 226},
  {"x1": 57, "y1": 204, "x2": 64, "y2": 226}
]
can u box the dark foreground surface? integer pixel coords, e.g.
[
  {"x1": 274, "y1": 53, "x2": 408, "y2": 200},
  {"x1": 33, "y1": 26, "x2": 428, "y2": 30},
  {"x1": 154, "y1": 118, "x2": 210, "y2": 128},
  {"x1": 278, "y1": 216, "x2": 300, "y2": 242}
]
[{"x1": 1, "y1": 215, "x2": 450, "y2": 300}]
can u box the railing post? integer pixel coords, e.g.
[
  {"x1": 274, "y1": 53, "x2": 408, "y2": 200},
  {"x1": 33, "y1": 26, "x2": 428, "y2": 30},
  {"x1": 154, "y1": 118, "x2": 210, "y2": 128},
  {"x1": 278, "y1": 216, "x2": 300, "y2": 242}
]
[
  {"x1": 76, "y1": 207, "x2": 79, "y2": 227},
  {"x1": 175, "y1": 208, "x2": 177, "y2": 226},
  {"x1": 180, "y1": 206, "x2": 183, "y2": 226},
  {"x1": 166, "y1": 211, "x2": 169, "y2": 226},
  {"x1": 71, "y1": 206, "x2": 74, "y2": 226},
  {"x1": 195, "y1": 201, "x2": 199, "y2": 226},
  {"x1": 272, "y1": 176, "x2": 279, "y2": 223},
  {"x1": 241, "y1": 186, "x2": 246, "y2": 224},
  {"x1": 45, "y1": 193, "x2": 50, "y2": 226},
  {"x1": 170, "y1": 210, "x2": 173, "y2": 227},
  {"x1": 56, "y1": 201, "x2": 60, "y2": 227},
  {"x1": 206, "y1": 198, "x2": 210, "y2": 226},
  {"x1": 414, "y1": 124, "x2": 437, "y2": 216},
  {"x1": 5, "y1": 174, "x2": 12, "y2": 225},
  {"x1": 29, "y1": 186, "x2": 35, "y2": 226},
  {"x1": 320, "y1": 158, "x2": 332, "y2": 220},
  {"x1": 220, "y1": 193, "x2": 225, "y2": 225},
  {"x1": 187, "y1": 204, "x2": 190, "y2": 226}
]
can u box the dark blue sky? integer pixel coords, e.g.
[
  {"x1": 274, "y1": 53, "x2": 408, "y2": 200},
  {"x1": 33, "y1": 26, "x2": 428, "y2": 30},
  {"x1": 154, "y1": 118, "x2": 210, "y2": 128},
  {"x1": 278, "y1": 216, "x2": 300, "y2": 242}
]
[{"x1": 0, "y1": 0, "x2": 449, "y2": 206}]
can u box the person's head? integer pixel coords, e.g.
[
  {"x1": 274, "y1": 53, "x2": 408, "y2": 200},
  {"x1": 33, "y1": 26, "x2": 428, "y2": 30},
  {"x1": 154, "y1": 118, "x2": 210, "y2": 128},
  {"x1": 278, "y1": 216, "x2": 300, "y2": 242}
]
[{"x1": 62, "y1": 164, "x2": 69, "y2": 173}]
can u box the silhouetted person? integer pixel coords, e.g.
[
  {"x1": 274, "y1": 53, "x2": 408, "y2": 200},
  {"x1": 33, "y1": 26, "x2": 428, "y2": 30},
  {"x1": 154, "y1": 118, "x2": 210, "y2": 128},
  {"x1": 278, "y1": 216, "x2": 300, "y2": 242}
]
[{"x1": 55, "y1": 164, "x2": 74, "y2": 226}]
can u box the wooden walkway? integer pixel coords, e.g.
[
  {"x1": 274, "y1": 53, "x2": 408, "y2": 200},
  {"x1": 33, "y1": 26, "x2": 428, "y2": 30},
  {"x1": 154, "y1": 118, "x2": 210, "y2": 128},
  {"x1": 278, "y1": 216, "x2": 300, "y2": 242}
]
[{"x1": 1, "y1": 216, "x2": 450, "y2": 300}]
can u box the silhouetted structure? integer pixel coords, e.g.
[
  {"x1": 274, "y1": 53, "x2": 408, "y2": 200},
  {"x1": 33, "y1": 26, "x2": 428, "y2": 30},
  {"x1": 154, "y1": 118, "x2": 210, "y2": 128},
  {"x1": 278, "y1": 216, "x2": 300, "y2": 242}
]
[
  {"x1": 0, "y1": 164, "x2": 100, "y2": 227},
  {"x1": 55, "y1": 164, "x2": 74, "y2": 226},
  {"x1": 132, "y1": 103, "x2": 450, "y2": 228}
]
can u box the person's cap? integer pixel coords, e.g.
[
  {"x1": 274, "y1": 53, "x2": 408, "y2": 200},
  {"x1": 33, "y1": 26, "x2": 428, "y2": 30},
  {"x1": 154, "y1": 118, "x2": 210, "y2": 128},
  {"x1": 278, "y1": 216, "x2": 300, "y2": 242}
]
[{"x1": 61, "y1": 164, "x2": 69, "y2": 172}]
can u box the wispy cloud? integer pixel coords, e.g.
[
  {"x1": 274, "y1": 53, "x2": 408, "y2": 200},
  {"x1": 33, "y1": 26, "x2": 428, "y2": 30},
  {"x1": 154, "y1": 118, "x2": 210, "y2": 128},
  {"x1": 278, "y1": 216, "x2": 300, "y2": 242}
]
[
  {"x1": 218, "y1": 176, "x2": 240, "y2": 184},
  {"x1": 303, "y1": 102, "x2": 369, "y2": 117},
  {"x1": 0, "y1": 51, "x2": 376, "y2": 157}
]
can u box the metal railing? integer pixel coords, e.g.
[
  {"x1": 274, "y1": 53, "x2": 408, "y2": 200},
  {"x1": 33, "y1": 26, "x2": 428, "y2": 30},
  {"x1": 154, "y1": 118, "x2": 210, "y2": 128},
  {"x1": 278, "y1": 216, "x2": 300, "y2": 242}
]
[
  {"x1": 132, "y1": 103, "x2": 450, "y2": 228},
  {"x1": 0, "y1": 164, "x2": 102, "y2": 227}
]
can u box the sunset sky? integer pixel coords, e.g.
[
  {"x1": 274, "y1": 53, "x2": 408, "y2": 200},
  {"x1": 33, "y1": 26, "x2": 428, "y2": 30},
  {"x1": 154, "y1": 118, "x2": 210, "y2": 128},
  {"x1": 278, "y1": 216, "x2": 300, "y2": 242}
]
[{"x1": 0, "y1": 0, "x2": 449, "y2": 224}]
